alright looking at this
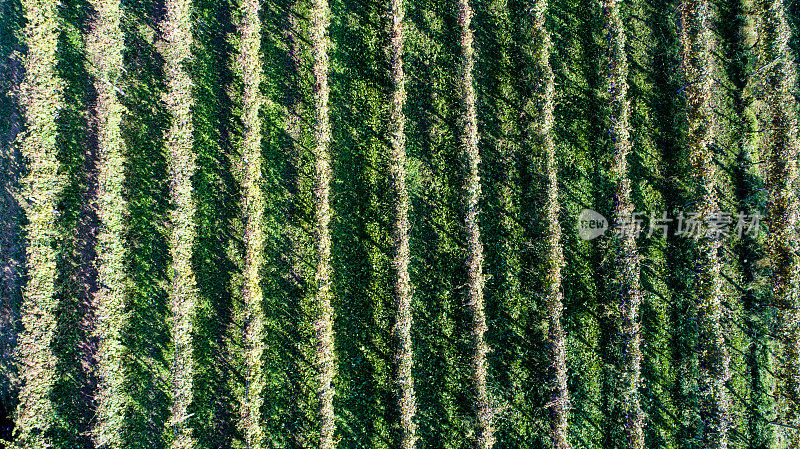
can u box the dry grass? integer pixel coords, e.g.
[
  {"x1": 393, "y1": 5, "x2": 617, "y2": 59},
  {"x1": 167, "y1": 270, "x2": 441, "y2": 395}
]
[
  {"x1": 162, "y1": 0, "x2": 198, "y2": 445},
  {"x1": 239, "y1": 0, "x2": 267, "y2": 446},
  {"x1": 87, "y1": 0, "x2": 128, "y2": 446},
  {"x1": 13, "y1": 0, "x2": 64, "y2": 445}
]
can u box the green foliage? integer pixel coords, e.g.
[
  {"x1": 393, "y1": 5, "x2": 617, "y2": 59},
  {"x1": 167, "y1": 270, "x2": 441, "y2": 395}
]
[
  {"x1": 107, "y1": 2, "x2": 173, "y2": 446},
  {"x1": 329, "y1": 0, "x2": 395, "y2": 445},
  {"x1": 6, "y1": 0, "x2": 800, "y2": 448},
  {"x1": 183, "y1": 0, "x2": 242, "y2": 447}
]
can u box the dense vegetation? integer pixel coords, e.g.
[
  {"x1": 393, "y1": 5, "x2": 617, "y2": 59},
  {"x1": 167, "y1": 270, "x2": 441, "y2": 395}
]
[{"x1": 2, "y1": 0, "x2": 800, "y2": 448}]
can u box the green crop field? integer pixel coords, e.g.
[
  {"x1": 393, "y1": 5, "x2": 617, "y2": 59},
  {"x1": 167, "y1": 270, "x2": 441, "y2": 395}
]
[{"x1": 1, "y1": 0, "x2": 800, "y2": 447}]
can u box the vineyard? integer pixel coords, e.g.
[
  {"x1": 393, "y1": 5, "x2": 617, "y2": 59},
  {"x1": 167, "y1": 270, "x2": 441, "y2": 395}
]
[{"x1": 1, "y1": 0, "x2": 800, "y2": 448}]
